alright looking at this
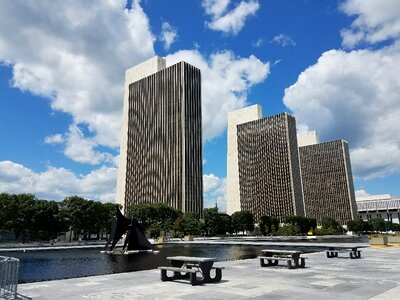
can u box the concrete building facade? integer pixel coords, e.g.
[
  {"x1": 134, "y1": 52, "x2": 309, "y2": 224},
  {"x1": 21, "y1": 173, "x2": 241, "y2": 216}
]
[
  {"x1": 235, "y1": 112, "x2": 305, "y2": 221},
  {"x1": 299, "y1": 140, "x2": 358, "y2": 224},
  {"x1": 226, "y1": 105, "x2": 262, "y2": 215},
  {"x1": 357, "y1": 194, "x2": 400, "y2": 224},
  {"x1": 116, "y1": 56, "x2": 203, "y2": 215},
  {"x1": 297, "y1": 131, "x2": 319, "y2": 147}
]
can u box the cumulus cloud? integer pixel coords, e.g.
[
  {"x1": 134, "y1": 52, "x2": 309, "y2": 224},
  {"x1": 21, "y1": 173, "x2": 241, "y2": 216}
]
[
  {"x1": 166, "y1": 50, "x2": 269, "y2": 142},
  {"x1": 284, "y1": 43, "x2": 400, "y2": 180},
  {"x1": 203, "y1": 0, "x2": 260, "y2": 35},
  {"x1": 160, "y1": 21, "x2": 178, "y2": 50},
  {"x1": 0, "y1": 0, "x2": 155, "y2": 154},
  {"x1": 284, "y1": 0, "x2": 400, "y2": 181},
  {"x1": 0, "y1": 160, "x2": 117, "y2": 202},
  {"x1": 203, "y1": 174, "x2": 226, "y2": 212},
  {"x1": 340, "y1": 0, "x2": 400, "y2": 48},
  {"x1": 202, "y1": 0, "x2": 230, "y2": 17},
  {"x1": 355, "y1": 189, "x2": 370, "y2": 198},
  {"x1": 270, "y1": 34, "x2": 296, "y2": 47},
  {"x1": 63, "y1": 125, "x2": 115, "y2": 165}
]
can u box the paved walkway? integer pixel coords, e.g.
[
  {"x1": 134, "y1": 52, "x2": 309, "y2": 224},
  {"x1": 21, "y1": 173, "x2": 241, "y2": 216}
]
[{"x1": 18, "y1": 245, "x2": 400, "y2": 299}]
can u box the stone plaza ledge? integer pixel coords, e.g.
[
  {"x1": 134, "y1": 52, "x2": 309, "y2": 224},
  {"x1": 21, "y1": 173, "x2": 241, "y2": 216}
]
[{"x1": 17, "y1": 244, "x2": 400, "y2": 299}]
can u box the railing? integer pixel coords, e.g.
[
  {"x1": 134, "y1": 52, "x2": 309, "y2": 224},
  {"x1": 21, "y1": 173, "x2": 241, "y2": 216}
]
[{"x1": 0, "y1": 256, "x2": 19, "y2": 300}]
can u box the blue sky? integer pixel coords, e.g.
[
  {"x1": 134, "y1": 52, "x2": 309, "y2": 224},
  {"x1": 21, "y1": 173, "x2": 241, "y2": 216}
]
[{"x1": 1, "y1": 0, "x2": 400, "y2": 211}]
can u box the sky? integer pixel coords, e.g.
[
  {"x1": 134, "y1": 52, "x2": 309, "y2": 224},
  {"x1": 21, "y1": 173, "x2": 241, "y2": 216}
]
[{"x1": 1, "y1": 0, "x2": 400, "y2": 212}]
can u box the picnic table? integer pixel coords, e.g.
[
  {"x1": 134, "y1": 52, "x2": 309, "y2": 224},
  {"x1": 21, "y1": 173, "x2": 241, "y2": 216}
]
[
  {"x1": 325, "y1": 246, "x2": 362, "y2": 259},
  {"x1": 158, "y1": 256, "x2": 223, "y2": 285},
  {"x1": 259, "y1": 249, "x2": 307, "y2": 269}
]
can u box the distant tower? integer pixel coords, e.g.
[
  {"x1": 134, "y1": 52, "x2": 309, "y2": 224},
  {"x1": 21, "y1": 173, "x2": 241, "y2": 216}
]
[
  {"x1": 299, "y1": 139, "x2": 358, "y2": 224},
  {"x1": 116, "y1": 56, "x2": 203, "y2": 215},
  {"x1": 231, "y1": 111, "x2": 305, "y2": 221},
  {"x1": 226, "y1": 105, "x2": 262, "y2": 215}
]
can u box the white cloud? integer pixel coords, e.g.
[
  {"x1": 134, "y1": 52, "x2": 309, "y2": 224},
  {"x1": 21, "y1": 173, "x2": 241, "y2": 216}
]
[
  {"x1": 0, "y1": 0, "x2": 155, "y2": 155},
  {"x1": 355, "y1": 189, "x2": 370, "y2": 198},
  {"x1": 270, "y1": 34, "x2": 296, "y2": 47},
  {"x1": 44, "y1": 134, "x2": 64, "y2": 145},
  {"x1": 340, "y1": 0, "x2": 400, "y2": 48},
  {"x1": 203, "y1": 0, "x2": 260, "y2": 35},
  {"x1": 284, "y1": 46, "x2": 400, "y2": 180},
  {"x1": 0, "y1": 161, "x2": 117, "y2": 202},
  {"x1": 203, "y1": 174, "x2": 226, "y2": 212},
  {"x1": 166, "y1": 50, "x2": 269, "y2": 142},
  {"x1": 252, "y1": 38, "x2": 264, "y2": 48},
  {"x1": 202, "y1": 0, "x2": 230, "y2": 17},
  {"x1": 160, "y1": 22, "x2": 178, "y2": 50},
  {"x1": 64, "y1": 125, "x2": 115, "y2": 165}
]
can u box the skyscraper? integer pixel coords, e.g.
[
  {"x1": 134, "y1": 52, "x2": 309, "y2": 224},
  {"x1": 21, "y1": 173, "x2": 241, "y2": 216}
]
[
  {"x1": 232, "y1": 111, "x2": 305, "y2": 221},
  {"x1": 116, "y1": 56, "x2": 203, "y2": 215},
  {"x1": 299, "y1": 139, "x2": 358, "y2": 224}
]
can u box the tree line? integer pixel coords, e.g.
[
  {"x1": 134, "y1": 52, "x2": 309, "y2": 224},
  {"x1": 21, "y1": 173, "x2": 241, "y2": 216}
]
[
  {"x1": 2, "y1": 193, "x2": 397, "y2": 243},
  {"x1": 0, "y1": 193, "x2": 115, "y2": 242},
  {"x1": 347, "y1": 218, "x2": 400, "y2": 234}
]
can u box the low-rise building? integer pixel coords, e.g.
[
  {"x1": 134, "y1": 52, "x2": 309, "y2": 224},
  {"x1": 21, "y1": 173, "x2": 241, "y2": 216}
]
[{"x1": 356, "y1": 194, "x2": 400, "y2": 224}]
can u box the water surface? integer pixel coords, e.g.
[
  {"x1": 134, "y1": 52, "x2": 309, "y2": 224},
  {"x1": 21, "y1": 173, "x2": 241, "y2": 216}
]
[{"x1": 3, "y1": 243, "x2": 264, "y2": 283}]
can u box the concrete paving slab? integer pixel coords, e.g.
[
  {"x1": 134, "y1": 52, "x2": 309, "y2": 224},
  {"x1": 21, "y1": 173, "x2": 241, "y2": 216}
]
[{"x1": 17, "y1": 245, "x2": 400, "y2": 299}]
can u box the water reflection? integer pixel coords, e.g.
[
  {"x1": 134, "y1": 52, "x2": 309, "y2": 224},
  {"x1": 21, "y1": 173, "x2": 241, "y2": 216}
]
[{"x1": 3, "y1": 243, "x2": 263, "y2": 283}]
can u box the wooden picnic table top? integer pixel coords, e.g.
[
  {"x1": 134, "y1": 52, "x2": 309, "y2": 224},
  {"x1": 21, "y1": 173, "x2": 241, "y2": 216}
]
[
  {"x1": 166, "y1": 256, "x2": 217, "y2": 263},
  {"x1": 261, "y1": 249, "x2": 303, "y2": 254}
]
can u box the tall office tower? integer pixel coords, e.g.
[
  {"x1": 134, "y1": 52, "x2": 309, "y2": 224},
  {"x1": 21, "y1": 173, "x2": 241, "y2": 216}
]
[
  {"x1": 226, "y1": 105, "x2": 262, "y2": 215},
  {"x1": 235, "y1": 112, "x2": 305, "y2": 221},
  {"x1": 116, "y1": 56, "x2": 203, "y2": 215},
  {"x1": 299, "y1": 140, "x2": 358, "y2": 224}
]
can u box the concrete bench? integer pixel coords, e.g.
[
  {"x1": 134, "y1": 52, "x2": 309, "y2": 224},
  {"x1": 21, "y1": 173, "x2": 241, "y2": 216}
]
[
  {"x1": 326, "y1": 250, "x2": 362, "y2": 259},
  {"x1": 184, "y1": 263, "x2": 225, "y2": 270},
  {"x1": 259, "y1": 256, "x2": 307, "y2": 269},
  {"x1": 159, "y1": 256, "x2": 223, "y2": 285},
  {"x1": 159, "y1": 266, "x2": 199, "y2": 285}
]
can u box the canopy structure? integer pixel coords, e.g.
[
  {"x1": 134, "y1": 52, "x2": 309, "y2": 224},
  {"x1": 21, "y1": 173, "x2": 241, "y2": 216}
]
[{"x1": 104, "y1": 206, "x2": 152, "y2": 252}]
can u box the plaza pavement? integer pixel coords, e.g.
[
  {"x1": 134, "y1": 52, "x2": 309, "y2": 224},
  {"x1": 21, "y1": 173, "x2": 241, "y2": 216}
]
[{"x1": 17, "y1": 244, "x2": 400, "y2": 299}]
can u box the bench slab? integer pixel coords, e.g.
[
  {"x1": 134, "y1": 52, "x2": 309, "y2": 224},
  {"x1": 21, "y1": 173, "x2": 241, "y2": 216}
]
[{"x1": 158, "y1": 266, "x2": 197, "y2": 273}]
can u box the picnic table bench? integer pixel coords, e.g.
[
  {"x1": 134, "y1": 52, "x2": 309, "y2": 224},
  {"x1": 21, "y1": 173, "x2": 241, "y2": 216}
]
[
  {"x1": 325, "y1": 246, "x2": 362, "y2": 259},
  {"x1": 259, "y1": 249, "x2": 307, "y2": 269},
  {"x1": 158, "y1": 256, "x2": 224, "y2": 285}
]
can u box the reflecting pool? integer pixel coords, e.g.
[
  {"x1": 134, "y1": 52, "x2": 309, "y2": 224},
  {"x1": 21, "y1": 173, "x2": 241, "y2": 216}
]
[{"x1": 2, "y1": 243, "x2": 264, "y2": 283}]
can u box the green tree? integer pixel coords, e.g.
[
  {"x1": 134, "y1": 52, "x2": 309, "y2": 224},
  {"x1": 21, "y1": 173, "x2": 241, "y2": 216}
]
[
  {"x1": 277, "y1": 224, "x2": 298, "y2": 236},
  {"x1": 30, "y1": 200, "x2": 66, "y2": 240},
  {"x1": 98, "y1": 203, "x2": 118, "y2": 237},
  {"x1": 259, "y1": 216, "x2": 280, "y2": 235},
  {"x1": 178, "y1": 213, "x2": 202, "y2": 235},
  {"x1": 218, "y1": 213, "x2": 232, "y2": 235},
  {"x1": 129, "y1": 204, "x2": 157, "y2": 230},
  {"x1": 285, "y1": 216, "x2": 317, "y2": 235},
  {"x1": 129, "y1": 203, "x2": 182, "y2": 237},
  {"x1": 347, "y1": 219, "x2": 369, "y2": 235},
  {"x1": 60, "y1": 196, "x2": 92, "y2": 239},
  {"x1": 203, "y1": 207, "x2": 220, "y2": 236},
  {"x1": 368, "y1": 218, "x2": 386, "y2": 232},
  {"x1": 231, "y1": 211, "x2": 254, "y2": 234},
  {"x1": 321, "y1": 217, "x2": 345, "y2": 234},
  {"x1": 390, "y1": 222, "x2": 400, "y2": 232}
]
